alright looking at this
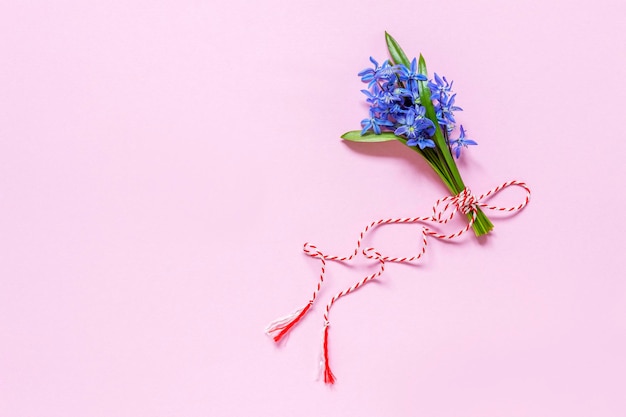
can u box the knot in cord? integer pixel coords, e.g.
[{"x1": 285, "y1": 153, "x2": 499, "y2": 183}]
[
  {"x1": 432, "y1": 187, "x2": 478, "y2": 223},
  {"x1": 454, "y1": 188, "x2": 478, "y2": 215}
]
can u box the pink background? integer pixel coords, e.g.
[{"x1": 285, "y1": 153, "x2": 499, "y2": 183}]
[{"x1": 1, "y1": 0, "x2": 625, "y2": 416}]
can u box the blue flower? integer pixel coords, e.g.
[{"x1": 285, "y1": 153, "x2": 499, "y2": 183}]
[
  {"x1": 428, "y1": 73, "x2": 454, "y2": 102},
  {"x1": 412, "y1": 105, "x2": 430, "y2": 123},
  {"x1": 361, "y1": 87, "x2": 381, "y2": 105},
  {"x1": 358, "y1": 57, "x2": 401, "y2": 86},
  {"x1": 450, "y1": 125, "x2": 477, "y2": 158},
  {"x1": 436, "y1": 93, "x2": 463, "y2": 125},
  {"x1": 394, "y1": 108, "x2": 436, "y2": 147},
  {"x1": 358, "y1": 57, "x2": 381, "y2": 86},
  {"x1": 379, "y1": 84, "x2": 402, "y2": 105},
  {"x1": 377, "y1": 61, "x2": 402, "y2": 80},
  {"x1": 406, "y1": 134, "x2": 436, "y2": 150},
  {"x1": 396, "y1": 85, "x2": 421, "y2": 107},
  {"x1": 361, "y1": 110, "x2": 393, "y2": 135},
  {"x1": 377, "y1": 102, "x2": 404, "y2": 120},
  {"x1": 399, "y1": 58, "x2": 427, "y2": 89}
]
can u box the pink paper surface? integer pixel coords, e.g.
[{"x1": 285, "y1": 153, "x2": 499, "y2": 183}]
[{"x1": 1, "y1": 1, "x2": 625, "y2": 416}]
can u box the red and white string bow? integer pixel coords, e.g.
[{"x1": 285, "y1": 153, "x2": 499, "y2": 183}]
[{"x1": 265, "y1": 180, "x2": 531, "y2": 384}]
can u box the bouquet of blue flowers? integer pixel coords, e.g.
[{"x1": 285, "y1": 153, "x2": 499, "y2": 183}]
[
  {"x1": 342, "y1": 32, "x2": 492, "y2": 236},
  {"x1": 266, "y1": 35, "x2": 531, "y2": 383}
]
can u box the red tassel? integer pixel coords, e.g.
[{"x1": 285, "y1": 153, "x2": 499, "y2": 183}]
[
  {"x1": 323, "y1": 324, "x2": 336, "y2": 384},
  {"x1": 265, "y1": 302, "x2": 312, "y2": 343}
]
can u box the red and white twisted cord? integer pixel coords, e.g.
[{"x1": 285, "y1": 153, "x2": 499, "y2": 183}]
[{"x1": 265, "y1": 180, "x2": 531, "y2": 384}]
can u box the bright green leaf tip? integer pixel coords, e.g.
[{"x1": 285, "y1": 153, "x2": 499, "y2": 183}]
[{"x1": 384, "y1": 32, "x2": 410, "y2": 68}]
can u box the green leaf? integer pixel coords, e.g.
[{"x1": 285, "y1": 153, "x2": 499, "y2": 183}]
[
  {"x1": 341, "y1": 130, "x2": 400, "y2": 142},
  {"x1": 385, "y1": 32, "x2": 410, "y2": 67}
]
